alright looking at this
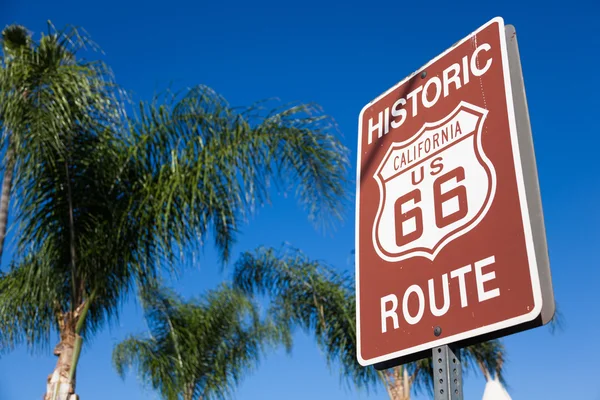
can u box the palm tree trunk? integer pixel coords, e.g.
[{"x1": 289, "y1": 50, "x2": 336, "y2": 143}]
[
  {"x1": 0, "y1": 145, "x2": 15, "y2": 264},
  {"x1": 44, "y1": 294, "x2": 93, "y2": 400},
  {"x1": 183, "y1": 383, "x2": 195, "y2": 400},
  {"x1": 402, "y1": 366, "x2": 411, "y2": 399},
  {"x1": 45, "y1": 319, "x2": 79, "y2": 400},
  {"x1": 385, "y1": 366, "x2": 411, "y2": 400}
]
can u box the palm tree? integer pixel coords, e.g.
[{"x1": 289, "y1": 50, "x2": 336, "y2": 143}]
[
  {"x1": 232, "y1": 246, "x2": 506, "y2": 400},
  {"x1": 0, "y1": 23, "x2": 350, "y2": 400},
  {"x1": 0, "y1": 24, "x2": 29, "y2": 262},
  {"x1": 113, "y1": 284, "x2": 275, "y2": 400}
]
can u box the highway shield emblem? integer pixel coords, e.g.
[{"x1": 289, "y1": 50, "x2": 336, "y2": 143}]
[{"x1": 372, "y1": 101, "x2": 497, "y2": 262}]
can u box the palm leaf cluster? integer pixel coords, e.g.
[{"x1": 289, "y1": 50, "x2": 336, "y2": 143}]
[
  {"x1": 127, "y1": 86, "x2": 350, "y2": 263},
  {"x1": 233, "y1": 245, "x2": 377, "y2": 390},
  {"x1": 0, "y1": 22, "x2": 123, "y2": 185},
  {"x1": 113, "y1": 284, "x2": 273, "y2": 400}
]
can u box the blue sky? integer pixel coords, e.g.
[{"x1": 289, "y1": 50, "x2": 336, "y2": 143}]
[{"x1": 1, "y1": 0, "x2": 599, "y2": 399}]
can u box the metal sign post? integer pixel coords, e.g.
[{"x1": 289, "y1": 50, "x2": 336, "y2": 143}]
[{"x1": 433, "y1": 345, "x2": 463, "y2": 400}]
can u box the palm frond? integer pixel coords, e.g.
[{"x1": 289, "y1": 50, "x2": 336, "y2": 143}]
[
  {"x1": 0, "y1": 255, "x2": 62, "y2": 355},
  {"x1": 233, "y1": 246, "x2": 379, "y2": 393},
  {"x1": 126, "y1": 86, "x2": 350, "y2": 263},
  {"x1": 114, "y1": 336, "x2": 181, "y2": 400},
  {"x1": 462, "y1": 340, "x2": 506, "y2": 384}
]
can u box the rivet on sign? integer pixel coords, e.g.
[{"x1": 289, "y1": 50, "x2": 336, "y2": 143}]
[
  {"x1": 434, "y1": 326, "x2": 442, "y2": 336},
  {"x1": 421, "y1": 71, "x2": 427, "y2": 79}
]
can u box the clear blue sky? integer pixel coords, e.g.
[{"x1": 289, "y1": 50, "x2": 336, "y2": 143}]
[{"x1": 1, "y1": 1, "x2": 599, "y2": 399}]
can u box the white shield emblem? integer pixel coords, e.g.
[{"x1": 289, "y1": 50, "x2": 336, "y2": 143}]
[{"x1": 372, "y1": 101, "x2": 497, "y2": 262}]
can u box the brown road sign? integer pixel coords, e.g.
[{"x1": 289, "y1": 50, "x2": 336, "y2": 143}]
[{"x1": 355, "y1": 17, "x2": 555, "y2": 367}]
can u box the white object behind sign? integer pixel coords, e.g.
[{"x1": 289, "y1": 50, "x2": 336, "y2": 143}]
[{"x1": 482, "y1": 377, "x2": 512, "y2": 400}]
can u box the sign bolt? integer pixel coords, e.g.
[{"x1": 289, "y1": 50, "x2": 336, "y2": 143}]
[
  {"x1": 434, "y1": 326, "x2": 442, "y2": 336},
  {"x1": 421, "y1": 71, "x2": 427, "y2": 79}
]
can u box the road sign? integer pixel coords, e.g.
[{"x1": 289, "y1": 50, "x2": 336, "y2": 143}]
[{"x1": 355, "y1": 17, "x2": 555, "y2": 367}]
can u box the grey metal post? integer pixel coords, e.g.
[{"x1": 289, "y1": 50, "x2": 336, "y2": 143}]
[{"x1": 433, "y1": 345, "x2": 463, "y2": 400}]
